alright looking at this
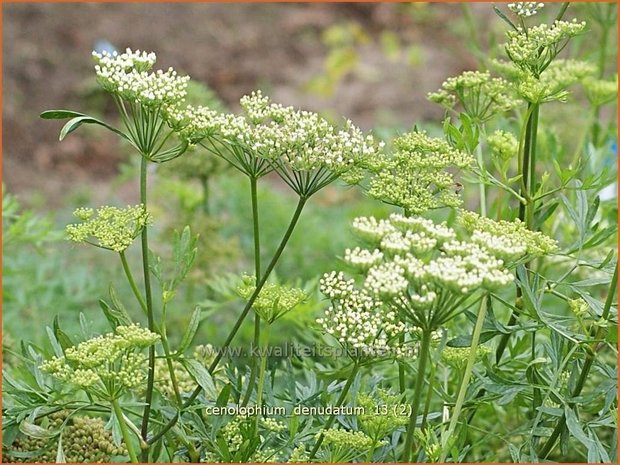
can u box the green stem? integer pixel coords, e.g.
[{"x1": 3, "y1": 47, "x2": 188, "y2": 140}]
[
  {"x1": 112, "y1": 399, "x2": 139, "y2": 463},
  {"x1": 148, "y1": 196, "x2": 308, "y2": 446},
  {"x1": 538, "y1": 262, "x2": 618, "y2": 458},
  {"x1": 308, "y1": 362, "x2": 360, "y2": 460},
  {"x1": 139, "y1": 156, "x2": 156, "y2": 461},
  {"x1": 255, "y1": 322, "x2": 269, "y2": 430},
  {"x1": 476, "y1": 140, "x2": 487, "y2": 217},
  {"x1": 402, "y1": 329, "x2": 432, "y2": 462},
  {"x1": 439, "y1": 296, "x2": 488, "y2": 462},
  {"x1": 421, "y1": 356, "x2": 437, "y2": 432},
  {"x1": 119, "y1": 251, "x2": 147, "y2": 315},
  {"x1": 495, "y1": 102, "x2": 540, "y2": 364},
  {"x1": 242, "y1": 177, "x2": 262, "y2": 407},
  {"x1": 398, "y1": 334, "x2": 406, "y2": 395}
]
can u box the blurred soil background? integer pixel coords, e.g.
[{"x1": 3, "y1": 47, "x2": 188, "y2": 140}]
[{"x1": 3, "y1": 2, "x2": 496, "y2": 205}]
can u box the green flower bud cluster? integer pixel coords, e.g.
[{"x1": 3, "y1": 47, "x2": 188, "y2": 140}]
[
  {"x1": 237, "y1": 274, "x2": 306, "y2": 324},
  {"x1": 252, "y1": 447, "x2": 279, "y2": 463},
  {"x1": 414, "y1": 428, "x2": 441, "y2": 463},
  {"x1": 261, "y1": 418, "x2": 286, "y2": 433},
  {"x1": 458, "y1": 210, "x2": 558, "y2": 259},
  {"x1": 568, "y1": 298, "x2": 590, "y2": 319},
  {"x1": 583, "y1": 76, "x2": 618, "y2": 107},
  {"x1": 487, "y1": 130, "x2": 519, "y2": 161},
  {"x1": 154, "y1": 359, "x2": 196, "y2": 397},
  {"x1": 428, "y1": 71, "x2": 520, "y2": 122},
  {"x1": 321, "y1": 211, "x2": 556, "y2": 338},
  {"x1": 66, "y1": 204, "x2": 151, "y2": 252},
  {"x1": 93, "y1": 48, "x2": 189, "y2": 107},
  {"x1": 517, "y1": 59, "x2": 596, "y2": 103},
  {"x1": 504, "y1": 20, "x2": 587, "y2": 77},
  {"x1": 287, "y1": 445, "x2": 308, "y2": 463},
  {"x1": 441, "y1": 345, "x2": 491, "y2": 370},
  {"x1": 357, "y1": 390, "x2": 408, "y2": 441},
  {"x1": 316, "y1": 429, "x2": 377, "y2": 463},
  {"x1": 3, "y1": 411, "x2": 125, "y2": 463},
  {"x1": 368, "y1": 131, "x2": 472, "y2": 214},
  {"x1": 507, "y1": 2, "x2": 545, "y2": 17},
  {"x1": 41, "y1": 324, "x2": 159, "y2": 392}
]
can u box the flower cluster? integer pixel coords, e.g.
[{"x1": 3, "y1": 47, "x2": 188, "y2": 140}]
[
  {"x1": 504, "y1": 20, "x2": 587, "y2": 76},
  {"x1": 368, "y1": 131, "x2": 472, "y2": 214},
  {"x1": 487, "y1": 130, "x2": 519, "y2": 161},
  {"x1": 320, "y1": 212, "x2": 556, "y2": 339},
  {"x1": 583, "y1": 76, "x2": 618, "y2": 107},
  {"x1": 4, "y1": 411, "x2": 125, "y2": 463},
  {"x1": 93, "y1": 48, "x2": 189, "y2": 107},
  {"x1": 507, "y1": 2, "x2": 545, "y2": 17},
  {"x1": 154, "y1": 359, "x2": 195, "y2": 397},
  {"x1": 237, "y1": 275, "x2": 306, "y2": 324},
  {"x1": 458, "y1": 210, "x2": 558, "y2": 258},
  {"x1": 318, "y1": 271, "x2": 408, "y2": 358},
  {"x1": 66, "y1": 204, "x2": 151, "y2": 252},
  {"x1": 171, "y1": 91, "x2": 382, "y2": 194},
  {"x1": 517, "y1": 59, "x2": 596, "y2": 103},
  {"x1": 428, "y1": 71, "x2": 519, "y2": 122},
  {"x1": 316, "y1": 429, "x2": 377, "y2": 463},
  {"x1": 357, "y1": 390, "x2": 408, "y2": 442},
  {"x1": 41, "y1": 324, "x2": 159, "y2": 393},
  {"x1": 441, "y1": 345, "x2": 491, "y2": 370}
]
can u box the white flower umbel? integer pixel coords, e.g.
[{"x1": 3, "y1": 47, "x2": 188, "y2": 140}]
[
  {"x1": 93, "y1": 48, "x2": 189, "y2": 107},
  {"x1": 319, "y1": 211, "x2": 556, "y2": 338},
  {"x1": 185, "y1": 90, "x2": 383, "y2": 194},
  {"x1": 508, "y1": 2, "x2": 545, "y2": 17}
]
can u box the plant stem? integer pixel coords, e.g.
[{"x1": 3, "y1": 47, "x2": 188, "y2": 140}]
[
  {"x1": 119, "y1": 251, "x2": 147, "y2": 315},
  {"x1": 421, "y1": 356, "x2": 437, "y2": 432},
  {"x1": 255, "y1": 322, "x2": 269, "y2": 429},
  {"x1": 476, "y1": 140, "x2": 487, "y2": 217},
  {"x1": 148, "y1": 196, "x2": 307, "y2": 445},
  {"x1": 538, "y1": 262, "x2": 618, "y2": 458},
  {"x1": 439, "y1": 296, "x2": 487, "y2": 462},
  {"x1": 242, "y1": 176, "x2": 262, "y2": 407},
  {"x1": 402, "y1": 329, "x2": 432, "y2": 462},
  {"x1": 112, "y1": 399, "x2": 139, "y2": 463},
  {"x1": 308, "y1": 362, "x2": 360, "y2": 460},
  {"x1": 398, "y1": 334, "x2": 406, "y2": 395},
  {"x1": 495, "y1": 102, "x2": 540, "y2": 364},
  {"x1": 139, "y1": 156, "x2": 156, "y2": 462}
]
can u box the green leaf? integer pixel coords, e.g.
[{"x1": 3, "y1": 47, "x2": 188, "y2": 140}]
[
  {"x1": 45, "y1": 327, "x2": 63, "y2": 358},
  {"x1": 59, "y1": 116, "x2": 128, "y2": 142},
  {"x1": 183, "y1": 359, "x2": 217, "y2": 399},
  {"x1": 19, "y1": 421, "x2": 57, "y2": 440},
  {"x1": 564, "y1": 406, "x2": 595, "y2": 450},
  {"x1": 169, "y1": 226, "x2": 198, "y2": 291},
  {"x1": 216, "y1": 384, "x2": 232, "y2": 407},
  {"x1": 53, "y1": 316, "x2": 75, "y2": 351},
  {"x1": 177, "y1": 307, "x2": 202, "y2": 355},
  {"x1": 40, "y1": 110, "x2": 86, "y2": 120}
]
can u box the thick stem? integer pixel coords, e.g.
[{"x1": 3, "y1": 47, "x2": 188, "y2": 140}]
[
  {"x1": 242, "y1": 177, "x2": 262, "y2": 407},
  {"x1": 148, "y1": 196, "x2": 307, "y2": 445},
  {"x1": 421, "y1": 356, "x2": 437, "y2": 432},
  {"x1": 402, "y1": 329, "x2": 432, "y2": 462},
  {"x1": 398, "y1": 334, "x2": 406, "y2": 395},
  {"x1": 538, "y1": 262, "x2": 618, "y2": 458},
  {"x1": 139, "y1": 156, "x2": 156, "y2": 461},
  {"x1": 439, "y1": 297, "x2": 487, "y2": 462},
  {"x1": 308, "y1": 362, "x2": 360, "y2": 460},
  {"x1": 112, "y1": 399, "x2": 139, "y2": 464}
]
